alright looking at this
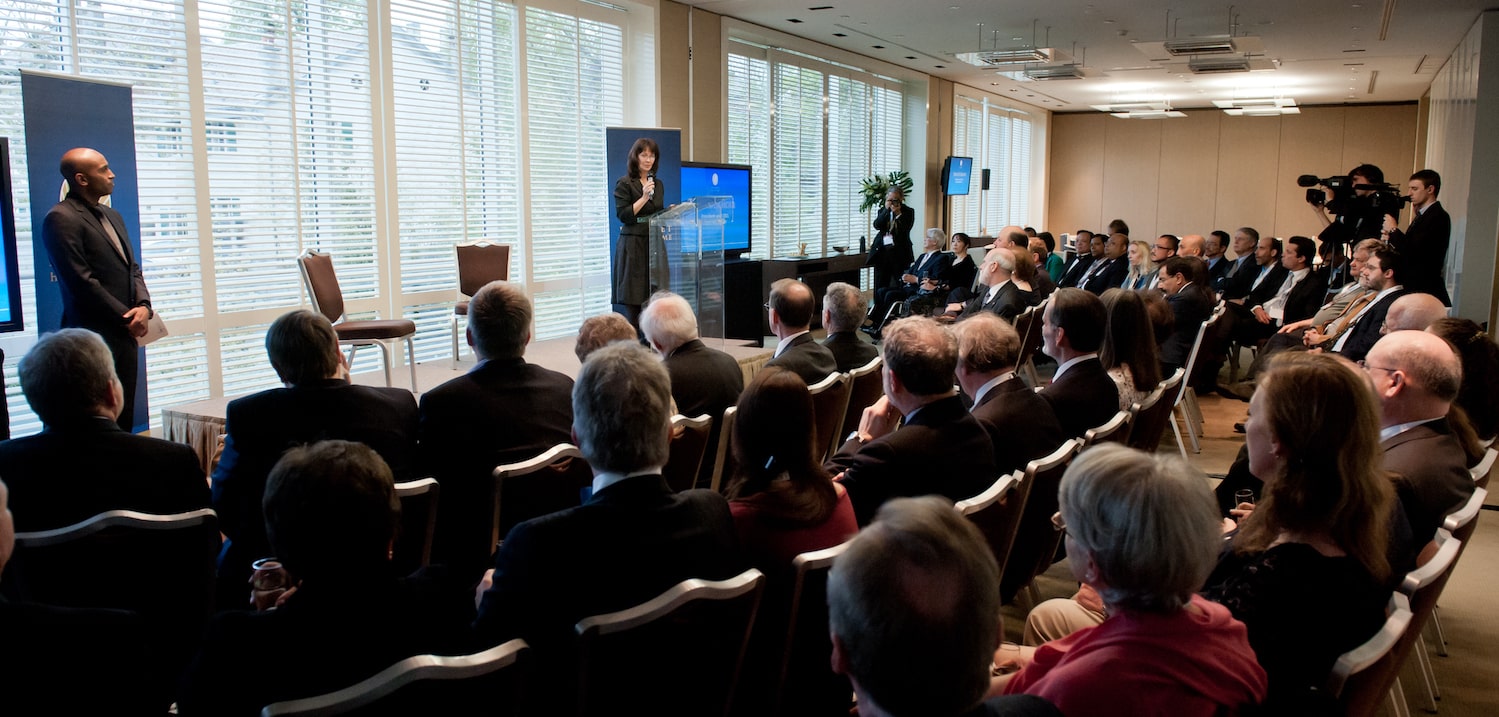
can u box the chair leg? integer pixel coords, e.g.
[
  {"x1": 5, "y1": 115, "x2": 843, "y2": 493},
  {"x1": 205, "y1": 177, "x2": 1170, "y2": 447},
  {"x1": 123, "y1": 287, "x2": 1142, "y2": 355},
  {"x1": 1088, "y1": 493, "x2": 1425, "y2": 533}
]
[
  {"x1": 1175, "y1": 400, "x2": 1201, "y2": 453},
  {"x1": 1021, "y1": 358, "x2": 1039, "y2": 388},
  {"x1": 1414, "y1": 633, "x2": 1439, "y2": 710},
  {"x1": 450, "y1": 315, "x2": 460, "y2": 371},
  {"x1": 1430, "y1": 608, "x2": 1449, "y2": 657},
  {"x1": 378, "y1": 342, "x2": 394, "y2": 387},
  {"x1": 1171, "y1": 411, "x2": 1189, "y2": 459},
  {"x1": 1389, "y1": 677, "x2": 1411, "y2": 717},
  {"x1": 405, "y1": 336, "x2": 419, "y2": 393}
]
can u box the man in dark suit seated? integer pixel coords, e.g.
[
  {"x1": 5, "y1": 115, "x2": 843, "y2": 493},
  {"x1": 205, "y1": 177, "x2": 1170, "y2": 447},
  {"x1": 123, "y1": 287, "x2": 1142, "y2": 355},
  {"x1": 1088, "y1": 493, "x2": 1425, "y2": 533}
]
[
  {"x1": 822, "y1": 281, "x2": 879, "y2": 373},
  {"x1": 1368, "y1": 331, "x2": 1475, "y2": 546},
  {"x1": 766, "y1": 278, "x2": 838, "y2": 385},
  {"x1": 212, "y1": 310, "x2": 419, "y2": 604},
  {"x1": 954, "y1": 314, "x2": 1064, "y2": 476},
  {"x1": 942, "y1": 248, "x2": 1026, "y2": 322},
  {"x1": 0, "y1": 329, "x2": 208, "y2": 533},
  {"x1": 1156, "y1": 257, "x2": 1215, "y2": 374},
  {"x1": 829, "y1": 317, "x2": 996, "y2": 525},
  {"x1": 828, "y1": 497, "x2": 1062, "y2": 717},
  {"x1": 420, "y1": 281, "x2": 574, "y2": 576},
  {"x1": 643, "y1": 290, "x2": 744, "y2": 419},
  {"x1": 1038, "y1": 288, "x2": 1119, "y2": 439},
  {"x1": 1057, "y1": 231, "x2": 1100, "y2": 288},
  {"x1": 1226, "y1": 236, "x2": 1292, "y2": 341},
  {"x1": 1078, "y1": 233, "x2": 1130, "y2": 295},
  {"x1": 473, "y1": 342, "x2": 744, "y2": 708},
  {"x1": 1324, "y1": 246, "x2": 1411, "y2": 363}
]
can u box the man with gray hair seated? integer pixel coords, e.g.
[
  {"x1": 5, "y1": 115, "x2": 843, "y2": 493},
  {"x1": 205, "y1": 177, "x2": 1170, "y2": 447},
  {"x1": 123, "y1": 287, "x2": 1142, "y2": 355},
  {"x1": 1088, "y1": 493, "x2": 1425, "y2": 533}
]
[
  {"x1": 473, "y1": 342, "x2": 744, "y2": 709},
  {"x1": 641, "y1": 291, "x2": 744, "y2": 421},
  {"x1": 822, "y1": 281, "x2": 879, "y2": 372},
  {"x1": 0, "y1": 328, "x2": 207, "y2": 533},
  {"x1": 954, "y1": 314, "x2": 1064, "y2": 476},
  {"x1": 830, "y1": 316, "x2": 996, "y2": 525},
  {"x1": 828, "y1": 496, "x2": 1061, "y2": 717}
]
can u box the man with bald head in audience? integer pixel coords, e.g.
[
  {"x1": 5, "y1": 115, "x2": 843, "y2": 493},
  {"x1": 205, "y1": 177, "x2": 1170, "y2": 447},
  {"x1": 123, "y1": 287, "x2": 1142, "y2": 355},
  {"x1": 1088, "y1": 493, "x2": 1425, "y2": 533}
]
[
  {"x1": 1038, "y1": 289, "x2": 1119, "y2": 438},
  {"x1": 420, "y1": 281, "x2": 574, "y2": 575},
  {"x1": 945, "y1": 247, "x2": 1026, "y2": 322},
  {"x1": 822, "y1": 281, "x2": 879, "y2": 372},
  {"x1": 954, "y1": 313, "x2": 1064, "y2": 475},
  {"x1": 1179, "y1": 234, "x2": 1205, "y2": 258},
  {"x1": 765, "y1": 278, "x2": 838, "y2": 385},
  {"x1": 1367, "y1": 330, "x2": 1475, "y2": 545},
  {"x1": 830, "y1": 317, "x2": 996, "y2": 525},
  {"x1": 1382, "y1": 293, "x2": 1448, "y2": 334}
]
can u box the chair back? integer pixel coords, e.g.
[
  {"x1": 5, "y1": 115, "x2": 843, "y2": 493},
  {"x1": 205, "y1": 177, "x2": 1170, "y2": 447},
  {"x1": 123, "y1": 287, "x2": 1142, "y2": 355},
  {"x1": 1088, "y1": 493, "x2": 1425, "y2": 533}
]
[
  {"x1": 575, "y1": 568, "x2": 765, "y2": 717},
  {"x1": 1179, "y1": 302, "x2": 1224, "y2": 405},
  {"x1": 491, "y1": 444, "x2": 593, "y2": 549},
  {"x1": 839, "y1": 356, "x2": 884, "y2": 444},
  {"x1": 1443, "y1": 486, "x2": 1487, "y2": 545},
  {"x1": 663, "y1": 414, "x2": 713, "y2": 493},
  {"x1": 1080, "y1": 409, "x2": 1132, "y2": 448},
  {"x1": 999, "y1": 440, "x2": 1079, "y2": 603},
  {"x1": 1400, "y1": 534, "x2": 1463, "y2": 631},
  {"x1": 1470, "y1": 447, "x2": 1497, "y2": 489},
  {"x1": 297, "y1": 249, "x2": 346, "y2": 322},
  {"x1": 260, "y1": 640, "x2": 530, "y2": 717},
  {"x1": 775, "y1": 543, "x2": 854, "y2": 717},
  {"x1": 455, "y1": 241, "x2": 511, "y2": 297},
  {"x1": 1126, "y1": 370, "x2": 1180, "y2": 452},
  {"x1": 392, "y1": 478, "x2": 439, "y2": 575},
  {"x1": 709, "y1": 406, "x2": 738, "y2": 494},
  {"x1": 1326, "y1": 592, "x2": 1413, "y2": 715},
  {"x1": 808, "y1": 372, "x2": 853, "y2": 463},
  {"x1": 954, "y1": 471, "x2": 1026, "y2": 579},
  {"x1": 1014, "y1": 300, "x2": 1048, "y2": 386}
]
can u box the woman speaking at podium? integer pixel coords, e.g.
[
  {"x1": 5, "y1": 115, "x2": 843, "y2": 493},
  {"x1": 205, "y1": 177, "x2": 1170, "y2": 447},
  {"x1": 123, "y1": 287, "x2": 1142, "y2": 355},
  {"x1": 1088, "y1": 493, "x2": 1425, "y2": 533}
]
[{"x1": 612, "y1": 137, "x2": 665, "y2": 326}]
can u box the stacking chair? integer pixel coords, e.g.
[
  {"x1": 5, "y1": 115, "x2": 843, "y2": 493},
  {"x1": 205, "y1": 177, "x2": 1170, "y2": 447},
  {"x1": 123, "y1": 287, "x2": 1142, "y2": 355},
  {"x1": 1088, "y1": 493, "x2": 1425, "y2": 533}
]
[
  {"x1": 663, "y1": 414, "x2": 713, "y2": 493},
  {"x1": 709, "y1": 406, "x2": 738, "y2": 494},
  {"x1": 775, "y1": 542, "x2": 855, "y2": 717},
  {"x1": 807, "y1": 372, "x2": 853, "y2": 463},
  {"x1": 491, "y1": 444, "x2": 593, "y2": 550},
  {"x1": 298, "y1": 249, "x2": 419, "y2": 391},
  {"x1": 839, "y1": 356, "x2": 884, "y2": 444},
  {"x1": 954, "y1": 470, "x2": 1025, "y2": 579},
  {"x1": 260, "y1": 639, "x2": 530, "y2": 717},
  {"x1": 1125, "y1": 369, "x2": 1181, "y2": 453},
  {"x1": 1014, "y1": 301, "x2": 1048, "y2": 387},
  {"x1": 1423, "y1": 486, "x2": 1485, "y2": 664},
  {"x1": 1326, "y1": 592, "x2": 1414, "y2": 717},
  {"x1": 575, "y1": 568, "x2": 765, "y2": 717},
  {"x1": 450, "y1": 241, "x2": 511, "y2": 369},
  {"x1": 1079, "y1": 409, "x2": 1131, "y2": 449},
  {"x1": 1172, "y1": 302, "x2": 1224, "y2": 456},
  {"x1": 391, "y1": 478, "x2": 440, "y2": 576},
  {"x1": 998, "y1": 440, "x2": 1080, "y2": 605},
  {"x1": 1470, "y1": 446, "x2": 1497, "y2": 488},
  {"x1": 1396, "y1": 531, "x2": 1465, "y2": 712}
]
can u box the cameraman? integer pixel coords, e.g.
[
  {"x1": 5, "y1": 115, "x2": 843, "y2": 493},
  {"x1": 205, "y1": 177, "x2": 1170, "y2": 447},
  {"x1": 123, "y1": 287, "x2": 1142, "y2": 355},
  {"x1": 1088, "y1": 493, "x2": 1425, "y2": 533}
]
[
  {"x1": 1382, "y1": 169, "x2": 1451, "y2": 306},
  {"x1": 1309, "y1": 163, "x2": 1393, "y2": 245}
]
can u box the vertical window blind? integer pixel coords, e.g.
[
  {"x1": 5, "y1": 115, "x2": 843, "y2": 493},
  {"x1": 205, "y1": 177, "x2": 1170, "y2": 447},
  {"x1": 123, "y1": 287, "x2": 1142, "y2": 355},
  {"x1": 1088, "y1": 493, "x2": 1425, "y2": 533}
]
[{"x1": 951, "y1": 93, "x2": 1036, "y2": 238}]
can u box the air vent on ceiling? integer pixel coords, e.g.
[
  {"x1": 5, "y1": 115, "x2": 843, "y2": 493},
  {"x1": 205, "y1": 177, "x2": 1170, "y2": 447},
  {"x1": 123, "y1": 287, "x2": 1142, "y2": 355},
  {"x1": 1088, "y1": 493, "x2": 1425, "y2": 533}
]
[
  {"x1": 1024, "y1": 63, "x2": 1086, "y2": 81},
  {"x1": 1189, "y1": 56, "x2": 1252, "y2": 74},
  {"x1": 1163, "y1": 35, "x2": 1237, "y2": 56},
  {"x1": 956, "y1": 47, "x2": 1062, "y2": 67}
]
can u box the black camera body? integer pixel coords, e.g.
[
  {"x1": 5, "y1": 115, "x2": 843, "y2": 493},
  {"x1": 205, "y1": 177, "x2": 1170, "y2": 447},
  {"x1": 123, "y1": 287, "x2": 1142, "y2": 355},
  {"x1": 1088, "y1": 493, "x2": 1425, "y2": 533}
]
[{"x1": 1298, "y1": 174, "x2": 1407, "y2": 217}]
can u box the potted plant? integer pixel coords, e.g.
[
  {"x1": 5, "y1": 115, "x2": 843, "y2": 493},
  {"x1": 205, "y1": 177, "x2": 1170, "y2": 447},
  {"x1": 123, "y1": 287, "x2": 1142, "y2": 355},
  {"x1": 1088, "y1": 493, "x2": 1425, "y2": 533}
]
[{"x1": 859, "y1": 169, "x2": 913, "y2": 215}]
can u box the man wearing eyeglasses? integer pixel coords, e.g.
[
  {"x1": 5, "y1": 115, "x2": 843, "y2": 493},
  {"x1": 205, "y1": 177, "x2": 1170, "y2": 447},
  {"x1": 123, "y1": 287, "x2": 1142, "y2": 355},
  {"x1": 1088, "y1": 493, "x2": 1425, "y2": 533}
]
[{"x1": 868, "y1": 188, "x2": 915, "y2": 291}]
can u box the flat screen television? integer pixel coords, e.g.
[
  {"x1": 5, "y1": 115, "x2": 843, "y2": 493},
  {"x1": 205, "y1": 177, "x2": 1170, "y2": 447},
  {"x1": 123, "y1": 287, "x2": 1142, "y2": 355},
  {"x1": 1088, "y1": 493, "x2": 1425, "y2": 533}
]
[
  {"x1": 941, "y1": 156, "x2": 973, "y2": 196},
  {"x1": 679, "y1": 161, "x2": 751, "y2": 256},
  {"x1": 0, "y1": 138, "x2": 24, "y2": 333}
]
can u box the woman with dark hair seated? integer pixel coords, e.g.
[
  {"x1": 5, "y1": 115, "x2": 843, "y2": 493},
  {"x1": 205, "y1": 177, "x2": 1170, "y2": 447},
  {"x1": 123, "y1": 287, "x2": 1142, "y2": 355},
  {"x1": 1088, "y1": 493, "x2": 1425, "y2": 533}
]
[
  {"x1": 998, "y1": 445, "x2": 1267, "y2": 714},
  {"x1": 1099, "y1": 288, "x2": 1162, "y2": 410},
  {"x1": 924, "y1": 232, "x2": 978, "y2": 311},
  {"x1": 1203, "y1": 352, "x2": 1395, "y2": 709},
  {"x1": 179, "y1": 441, "x2": 473, "y2": 716},
  {"x1": 1428, "y1": 317, "x2": 1499, "y2": 444}
]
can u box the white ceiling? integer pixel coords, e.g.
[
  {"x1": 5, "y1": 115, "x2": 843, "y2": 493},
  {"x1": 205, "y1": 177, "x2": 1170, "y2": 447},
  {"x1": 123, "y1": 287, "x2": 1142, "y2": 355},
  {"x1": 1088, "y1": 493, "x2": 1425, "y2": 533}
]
[{"x1": 679, "y1": 0, "x2": 1493, "y2": 112}]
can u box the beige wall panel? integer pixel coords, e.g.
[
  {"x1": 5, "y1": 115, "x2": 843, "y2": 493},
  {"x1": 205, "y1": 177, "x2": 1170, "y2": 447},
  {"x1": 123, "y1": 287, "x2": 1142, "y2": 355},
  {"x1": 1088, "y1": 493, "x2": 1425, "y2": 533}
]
[
  {"x1": 1100, "y1": 119, "x2": 1163, "y2": 238},
  {"x1": 1275, "y1": 107, "x2": 1348, "y2": 240},
  {"x1": 1213, "y1": 116, "x2": 1283, "y2": 238},
  {"x1": 1047, "y1": 113, "x2": 1108, "y2": 235},
  {"x1": 659, "y1": 2, "x2": 690, "y2": 148},
  {"x1": 689, "y1": 7, "x2": 722, "y2": 161},
  {"x1": 1155, "y1": 111, "x2": 1221, "y2": 238},
  {"x1": 1342, "y1": 104, "x2": 1419, "y2": 183}
]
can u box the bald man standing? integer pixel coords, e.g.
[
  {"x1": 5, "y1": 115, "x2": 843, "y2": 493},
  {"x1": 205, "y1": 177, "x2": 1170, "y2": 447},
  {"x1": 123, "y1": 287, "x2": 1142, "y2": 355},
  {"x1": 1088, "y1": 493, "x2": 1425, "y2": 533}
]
[{"x1": 41, "y1": 148, "x2": 153, "y2": 432}]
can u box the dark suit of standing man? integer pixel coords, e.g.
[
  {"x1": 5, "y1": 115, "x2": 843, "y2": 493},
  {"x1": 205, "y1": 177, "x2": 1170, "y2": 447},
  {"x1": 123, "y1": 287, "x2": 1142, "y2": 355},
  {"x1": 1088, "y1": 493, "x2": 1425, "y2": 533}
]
[
  {"x1": 41, "y1": 148, "x2": 153, "y2": 432},
  {"x1": 1386, "y1": 170, "x2": 1452, "y2": 306},
  {"x1": 868, "y1": 188, "x2": 915, "y2": 290}
]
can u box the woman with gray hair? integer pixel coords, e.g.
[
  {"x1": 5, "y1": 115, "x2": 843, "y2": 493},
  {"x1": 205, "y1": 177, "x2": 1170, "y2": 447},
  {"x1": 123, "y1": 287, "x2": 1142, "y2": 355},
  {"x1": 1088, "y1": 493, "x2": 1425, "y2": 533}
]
[{"x1": 999, "y1": 445, "x2": 1267, "y2": 714}]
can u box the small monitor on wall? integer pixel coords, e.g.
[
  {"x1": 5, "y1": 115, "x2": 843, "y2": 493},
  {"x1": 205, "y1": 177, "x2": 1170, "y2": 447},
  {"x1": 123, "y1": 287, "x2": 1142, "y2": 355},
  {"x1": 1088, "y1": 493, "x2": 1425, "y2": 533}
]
[
  {"x1": 941, "y1": 156, "x2": 973, "y2": 196},
  {"x1": 0, "y1": 138, "x2": 24, "y2": 334},
  {"x1": 679, "y1": 162, "x2": 752, "y2": 256}
]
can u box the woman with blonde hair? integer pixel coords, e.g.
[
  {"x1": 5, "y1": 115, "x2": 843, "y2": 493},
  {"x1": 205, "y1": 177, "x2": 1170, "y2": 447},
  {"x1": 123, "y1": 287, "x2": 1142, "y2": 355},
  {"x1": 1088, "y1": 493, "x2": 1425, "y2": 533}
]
[{"x1": 1124, "y1": 239, "x2": 1155, "y2": 290}]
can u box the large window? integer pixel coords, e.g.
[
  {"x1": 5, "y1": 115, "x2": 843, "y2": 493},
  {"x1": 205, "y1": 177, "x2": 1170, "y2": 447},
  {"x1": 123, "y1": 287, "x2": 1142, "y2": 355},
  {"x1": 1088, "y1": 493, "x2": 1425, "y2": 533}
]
[
  {"x1": 726, "y1": 41, "x2": 904, "y2": 260},
  {"x1": 950, "y1": 93, "x2": 1038, "y2": 236},
  {"x1": 0, "y1": 0, "x2": 644, "y2": 434}
]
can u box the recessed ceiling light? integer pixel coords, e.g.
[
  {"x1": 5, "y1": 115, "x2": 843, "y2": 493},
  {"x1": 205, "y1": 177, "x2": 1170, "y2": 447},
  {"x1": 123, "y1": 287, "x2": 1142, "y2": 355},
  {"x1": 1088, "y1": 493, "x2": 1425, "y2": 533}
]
[
  {"x1": 949, "y1": 5, "x2": 960, "y2": 9},
  {"x1": 935, "y1": 64, "x2": 945, "y2": 68},
  {"x1": 905, "y1": 56, "x2": 916, "y2": 60},
  {"x1": 992, "y1": 82, "x2": 1000, "y2": 86},
  {"x1": 809, "y1": 5, "x2": 834, "y2": 10}
]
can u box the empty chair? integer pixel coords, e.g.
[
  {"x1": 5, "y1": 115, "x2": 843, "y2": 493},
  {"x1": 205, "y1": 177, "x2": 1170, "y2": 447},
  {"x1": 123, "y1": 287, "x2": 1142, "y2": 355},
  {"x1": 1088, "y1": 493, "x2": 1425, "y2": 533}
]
[
  {"x1": 709, "y1": 406, "x2": 738, "y2": 494},
  {"x1": 392, "y1": 478, "x2": 440, "y2": 575},
  {"x1": 1326, "y1": 592, "x2": 1414, "y2": 717},
  {"x1": 259, "y1": 640, "x2": 529, "y2": 717},
  {"x1": 298, "y1": 249, "x2": 418, "y2": 391},
  {"x1": 663, "y1": 414, "x2": 713, "y2": 493},
  {"x1": 807, "y1": 372, "x2": 852, "y2": 463},
  {"x1": 1125, "y1": 369, "x2": 1181, "y2": 453},
  {"x1": 954, "y1": 471, "x2": 1025, "y2": 580},
  {"x1": 839, "y1": 356, "x2": 884, "y2": 444},
  {"x1": 575, "y1": 568, "x2": 765, "y2": 717},
  {"x1": 998, "y1": 440, "x2": 1080, "y2": 604},
  {"x1": 491, "y1": 444, "x2": 593, "y2": 550},
  {"x1": 1079, "y1": 409, "x2": 1131, "y2": 449},
  {"x1": 450, "y1": 241, "x2": 512, "y2": 369},
  {"x1": 776, "y1": 543, "x2": 854, "y2": 717}
]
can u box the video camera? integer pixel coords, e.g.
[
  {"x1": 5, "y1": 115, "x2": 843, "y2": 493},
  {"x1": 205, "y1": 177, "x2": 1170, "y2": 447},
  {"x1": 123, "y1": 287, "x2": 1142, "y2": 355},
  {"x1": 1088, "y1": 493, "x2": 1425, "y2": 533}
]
[{"x1": 1297, "y1": 174, "x2": 1407, "y2": 218}]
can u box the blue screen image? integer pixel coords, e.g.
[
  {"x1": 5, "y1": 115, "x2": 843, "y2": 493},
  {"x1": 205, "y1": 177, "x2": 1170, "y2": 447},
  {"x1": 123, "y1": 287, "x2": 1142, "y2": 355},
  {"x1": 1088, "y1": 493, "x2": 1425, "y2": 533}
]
[
  {"x1": 679, "y1": 163, "x2": 751, "y2": 252},
  {"x1": 945, "y1": 156, "x2": 972, "y2": 196}
]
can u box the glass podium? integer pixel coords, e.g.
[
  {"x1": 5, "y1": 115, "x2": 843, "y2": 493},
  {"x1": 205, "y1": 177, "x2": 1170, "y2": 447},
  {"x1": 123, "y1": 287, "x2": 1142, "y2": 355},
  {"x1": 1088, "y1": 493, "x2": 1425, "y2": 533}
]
[{"x1": 649, "y1": 196, "x2": 732, "y2": 344}]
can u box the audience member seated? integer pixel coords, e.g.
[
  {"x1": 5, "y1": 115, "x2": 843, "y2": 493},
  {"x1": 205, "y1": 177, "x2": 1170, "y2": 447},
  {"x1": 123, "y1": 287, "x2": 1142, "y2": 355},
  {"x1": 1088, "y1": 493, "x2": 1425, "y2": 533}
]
[
  {"x1": 1368, "y1": 331, "x2": 1476, "y2": 545},
  {"x1": 643, "y1": 291, "x2": 744, "y2": 420},
  {"x1": 1009, "y1": 245, "x2": 1043, "y2": 307},
  {"x1": 1099, "y1": 288, "x2": 1162, "y2": 411},
  {"x1": 1235, "y1": 236, "x2": 1326, "y2": 346},
  {"x1": 1178, "y1": 233, "x2": 1205, "y2": 259},
  {"x1": 1025, "y1": 238, "x2": 1056, "y2": 299},
  {"x1": 1077, "y1": 233, "x2": 1129, "y2": 295},
  {"x1": 1220, "y1": 228, "x2": 1273, "y2": 302},
  {"x1": 1323, "y1": 245, "x2": 1410, "y2": 363},
  {"x1": 1123, "y1": 239, "x2": 1155, "y2": 291},
  {"x1": 954, "y1": 314, "x2": 1065, "y2": 476},
  {"x1": 1198, "y1": 352, "x2": 1397, "y2": 710},
  {"x1": 829, "y1": 496, "x2": 1062, "y2": 717},
  {"x1": 419, "y1": 282, "x2": 574, "y2": 576},
  {"x1": 179, "y1": 441, "x2": 473, "y2": 716},
  {"x1": 1038, "y1": 289, "x2": 1119, "y2": 438},
  {"x1": 1383, "y1": 292, "x2": 1448, "y2": 333},
  {"x1": 0, "y1": 328, "x2": 207, "y2": 533},
  {"x1": 472, "y1": 343, "x2": 744, "y2": 709},
  {"x1": 871, "y1": 228, "x2": 953, "y2": 327},
  {"x1": 212, "y1": 310, "x2": 419, "y2": 605},
  {"x1": 1204, "y1": 230, "x2": 1232, "y2": 288},
  {"x1": 1058, "y1": 231, "x2": 1101, "y2": 289},
  {"x1": 936, "y1": 232, "x2": 979, "y2": 306},
  {"x1": 1428, "y1": 317, "x2": 1499, "y2": 442},
  {"x1": 1037, "y1": 232, "x2": 1064, "y2": 283},
  {"x1": 1155, "y1": 257, "x2": 1212, "y2": 373},
  {"x1": 999, "y1": 445, "x2": 1268, "y2": 714},
  {"x1": 1247, "y1": 239, "x2": 1379, "y2": 380},
  {"x1": 830, "y1": 317, "x2": 996, "y2": 525},
  {"x1": 822, "y1": 281, "x2": 880, "y2": 372},
  {"x1": 765, "y1": 278, "x2": 838, "y2": 384},
  {"x1": 943, "y1": 248, "x2": 1027, "y2": 322},
  {"x1": 573, "y1": 311, "x2": 638, "y2": 361}
]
